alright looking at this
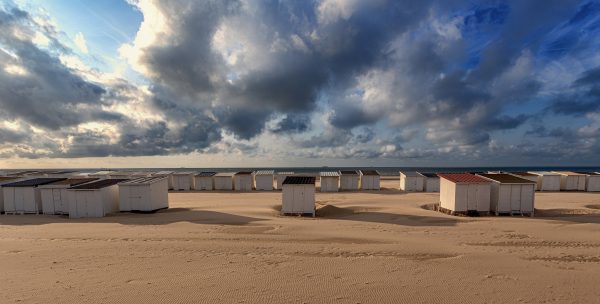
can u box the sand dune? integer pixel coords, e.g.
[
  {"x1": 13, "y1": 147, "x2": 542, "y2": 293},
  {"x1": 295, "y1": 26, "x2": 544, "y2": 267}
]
[{"x1": 1, "y1": 180, "x2": 600, "y2": 303}]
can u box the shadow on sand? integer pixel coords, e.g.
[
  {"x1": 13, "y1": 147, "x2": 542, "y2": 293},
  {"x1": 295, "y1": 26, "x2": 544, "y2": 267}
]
[{"x1": 0, "y1": 208, "x2": 266, "y2": 226}]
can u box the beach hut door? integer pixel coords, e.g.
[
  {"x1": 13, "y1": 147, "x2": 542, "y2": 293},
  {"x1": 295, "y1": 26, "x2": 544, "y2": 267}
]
[
  {"x1": 129, "y1": 187, "x2": 142, "y2": 210},
  {"x1": 52, "y1": 189, "x2": 62, "y2": 212},
  {"x1": 510, "y1": 185, "x2": 521, "y2": 211},
  {"x1": 466, "y1": 185, "x2": 477, "y2": 210}
]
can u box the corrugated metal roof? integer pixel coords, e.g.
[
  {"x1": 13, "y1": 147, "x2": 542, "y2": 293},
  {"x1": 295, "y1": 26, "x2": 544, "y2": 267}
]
[
  {"x1": 479, "y1": 174, "x2": 535, "y2": 184},
  {"x1": 69, "y1": 179, "x2": 129, "y2": 190},
  {"x1": 44, "y1": 178, "x2": 98, "y2": 186},
  {"x1": 339, "y1": 170, "x2": 358, "y2": 175},
  {"x1": 196, "y1": 171, "x2": 217, "y2": 177},
  {"x1": 120, "y1": 176, "x2": 167, "y2": 185},
  {"x1": 90, "y1": 171, "x2": 116, "y2": 175},
  {"x1": 173, "y1": 171, "x2": 195, "y2": 175},
  {"x1": 276, "y1": 172, "x2": 294, "y2": 175},
  {"x1": 320, "y1": 171, "x2": 340, "y2": 177},
  {"x1": 283, "y1": 176, "x2": 315, "y2": 185},
  {"x1": 529, "y1": 171, "x2": 559, "y2": 176},
  {"x1": 360, "y1": 170, "x2": 380, "y2": 176},
  {"x1": 400, "y1": 171, "x2": 423, "y2": 177},
  {"x1": 235, "y1": 171, "x2": 253, "y2": 175},
  {"x1": 153, "y1": 171, "x2": 174, "y2": 175},
  {"x1": 419, "y1": 172, "x2": 438, "y2": 178},
  {"x1": 437, "y1": 173, "x2": 490, "y2": 183},
  {"x1": 2, "y1": 178, "x2": 67, "y2": 187},
  {"x1": 8, "y1": 170, "x2": 42, "y2": 176},
  {"x1": 510, "y1": 172, "x2": 537, "y2": 177},
  {"x1": 254, "y1": 170, "x2": 274, "y2": 175},
  {"x1": 554, "y1": 171, "x2": 587, "y2": 176},
  {"x1": 214, "y1": 172, "x2": 235, "y2": 177},
  {"x1": 47, "y1": 170, "x2": 78, "y2": 175},
  {"x1": 580, "y1": 172, "x2": 600, "y2": 176}
]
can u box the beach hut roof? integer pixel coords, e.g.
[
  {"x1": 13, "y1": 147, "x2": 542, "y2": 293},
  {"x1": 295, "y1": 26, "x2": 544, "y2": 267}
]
[
  {"x1": 283, "y1": 176, "x2": 316, "y2": 185},
  {"x1": 339, "y1": 170, "x2": 358, "y2": 175},
  {"x1": 276, "y1": 171, "x2": 294, "y2": 175},
  {"x1": 574, "y1": 171, "x2": 600, "y2": 175},
  {"x1": 45, "y1": 178, "x2": 98, "y2": 186},
  {"x1": 419, "y1": 172, "x2": 438, "y2": 178},
  {"x1": 254, "y1": 170, "x2": 275, "y2": 175},
  {"x1": 120, "y1": 177, "x2": 166, "y2": 185},
  {"x1": 320, "y1": 171, "x2": 340, "y2": 177},
  {"x1": 7, "y1": 170, "x2": 43, "y2": 176},
  {"x1": 195, "y1": 171, "x2": 217, "y2": 177},
  {"x1": 437, "y1": 173, "x2": 490, "y2": 184},
  {"x1": 214, "y1": 172, "x2": 235, "y2": 177},
  {"x1": 400, "y1": 171, "x2": 422, "y2": 177},
  {"x1": 173, "y1": 171, "x2": 195, "y2": 175},
  {"x1": 554, "y1": 171, "x2": 587, "y2": 176},
  {"x1": 235, "y1": 171, "x2": 253, "y2": 175},
  {"x1": 529, "y1": 171, "x2": 559, "y2": 176},
  {"x1": 0, "y1": 176, "x2": 19, "y2": 182},
  {"x1": 2, "y1": 178, "x2": 67, "y2": 187},
  {"x1": 154, "y1": 171, "x2": 174, "y2": 175},
  {"x1": 69, "y1": 179, "x2": 129, "y2": 190},
  {"x1": 478, "y1": 173, "x2": 535, "y2": 184},
  {"x1": 510, "y1": 172, "x2": 537, "y2": 176},
  {"x1": 360, "y1": 170, "x2": 380, "y2": 176}
]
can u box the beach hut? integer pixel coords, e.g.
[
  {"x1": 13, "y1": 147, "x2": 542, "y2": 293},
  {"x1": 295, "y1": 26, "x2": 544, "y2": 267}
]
[
  {"x1": 88, "y1": 171, "x2": 117, "y2": 179},
  {"x1": 399, "y1": 171, "x2": 425, "y2": 191},
  {"x1": 214, "y1": 173, "x2": 234, "y2": 190},
  {"x1": 254, "y1": 170, "x2": 274, "y2": 191},
  {"x1": 320, "y1": 171, "x2": 339, "y2": 192},
  {"x1": 3, "y1": 178, "x2": 67, "y2": 214},
  {"x1": 420, "y1": 173, "x2": 440, "y2": 192},
  {"x1": 118, "y1": 177, "x2": 169, "y2": 212},
  {"x1": 67, "y1": 179, "x2": 128, "y2": 218},
  {"x1": 0, "y1": 177, "x2": 20, "y2": 213},
  {"x1": 478, "y1": 173, "x2": 535, "y2": 216},
  {"x1": 339, "y1": 170, "x2": 360, "y2": 191},
  {"x1": 109, "y1": 171, "x2": 133, "y2": 179},
  {"x1": 172, "y1": 172, "x2": 195, "y2": 191},
  {"x1": 40, "y1": 178, "x2": 98, "y2": 215},
  {"x1": 234, "y1": 172, "x2": 253, "y2": 191},
  {"x1": 152, "y1": 171, "x2": 174, "y2": 190},
  {"x1": 45, "y1": 170, "x2": 80, "y2": 178},
  {"x1": 554, "y1": 171, "x2": 586, "y2": 191},
  {"x1": 582, "y1": 172, "x2": 600, "y2": 192},
  {"x1": 194, "y1": 172, "x2": 216, "y2": 190},
  {"x1": 528, "y1": 172, "x2": 560, "y2": 191},
  {"x1": 275, "y1": 172, "x2": 295, "y2": 190},
  {"x1": 359, "y1": 170, "x2": 380, "y2": 190},
  {"x1": 281, "y1": 176, "x2": 316, "y2": 217},
  {"x1": 438, "y1": 173, "x2": 491, "y2": 215},
  {"x1": 508, "y1": 172, "x2": 539, "y2": 184}
]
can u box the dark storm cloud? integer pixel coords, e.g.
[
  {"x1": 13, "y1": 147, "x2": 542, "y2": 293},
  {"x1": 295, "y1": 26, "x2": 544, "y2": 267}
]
[
  {"x1": 548, "y1": 67, "x2": 600, "y2": 116},
  {"x1": 330, "y1": 105, "x2": 378, "y2": 129},
  {"x1": 272, "y1": 115, "x2": 310, "y2": 134}
]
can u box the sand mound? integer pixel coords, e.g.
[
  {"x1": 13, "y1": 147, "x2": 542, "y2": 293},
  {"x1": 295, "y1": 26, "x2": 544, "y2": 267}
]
[
  {"x1": 534, "y1": 208, "x2": 600, "y2": 217},
  {"x1": 585, "y1": 204, "x2": 600, "y2": 210},
  {"x1": 315, "y1": 203, "x2": 357, "y2": 217}
]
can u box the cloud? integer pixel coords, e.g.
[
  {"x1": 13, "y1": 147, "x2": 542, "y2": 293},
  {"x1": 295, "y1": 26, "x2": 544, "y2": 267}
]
[{"x1": 74, "y1": 32, "x2": 88, "y2": 54}]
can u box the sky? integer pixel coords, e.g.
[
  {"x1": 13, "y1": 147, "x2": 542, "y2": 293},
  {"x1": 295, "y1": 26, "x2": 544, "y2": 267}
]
[{"x1": 0, "y1": 0, "x2": 599, "y2": 168}]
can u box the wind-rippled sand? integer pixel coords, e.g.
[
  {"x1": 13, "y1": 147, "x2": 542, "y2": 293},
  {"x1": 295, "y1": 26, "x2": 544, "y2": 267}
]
[{"x1": 1, "y1": 180, "x2": 600, "y2": 303}]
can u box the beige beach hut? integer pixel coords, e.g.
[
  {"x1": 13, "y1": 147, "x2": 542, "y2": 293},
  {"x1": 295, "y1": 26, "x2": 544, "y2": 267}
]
[
  {"x1": 420, "y1": 173, "x2": 440, "y2": 192},
  {"x1": 194, "y1": 172, "x2": 216, "y2": 190},
  {"x1": 3, "y1": 178, "x2": 67, "y2": 214},
  {"x1": 319, "y1": 171, "x2": 339, "y2": 192},
  {"x1": 281, "y1": 176, "x2": 316, "y2": 217},
  {"x1": 234, "y1": 172, "x2": 253, "y2": 191},
  {"x1": 438, "y1": 173, "x2": 491, "y2": 214},
  {"x1": 67, "y1": 179, "x2": 128, "y2": 218},
  {"x1": 528, "y1": 171, "x2": 560, "y2": 191},
  {"x1": 118, "y1": 177, "x2": 169, "y2": 212},
  {"x1": 339, "y1": 170, "x2": 360, "y2": 191},
  {"x1": 40, "y1": 178, "x2": 98, "y2": 215},
  {"x1": 554, "y1": 171, "x2": 586, "y2": 191},
  {"x1": 214, "y1": 173, "x2": 235, "y2": 190},
  {"x1": 360, "y1": 170, "x2": 380, "y2": 190},
  {"x1": 0, "y1": 177, "x2": 20, "y2": 213},
  {"x1": 172, "y1": 172, "x2": 195, "y2": 191},
  {"x1": 152, "y1": 171, "x2": 175, "y2": 190},
  {"x1": 478, "y1": 173, "x2": 535, "y2": 216},
  {"x1": 399, "y1": 171, "x2": 425, "y2": 191},
  {"x1": 254, "y1": 170, "x2": 274, "y2": 191}
]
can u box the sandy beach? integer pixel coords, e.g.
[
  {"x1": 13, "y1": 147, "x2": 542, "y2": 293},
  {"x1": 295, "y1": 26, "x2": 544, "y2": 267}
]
[{"x1": 1, "y1": 179, "x2": 600, "y2": 304}]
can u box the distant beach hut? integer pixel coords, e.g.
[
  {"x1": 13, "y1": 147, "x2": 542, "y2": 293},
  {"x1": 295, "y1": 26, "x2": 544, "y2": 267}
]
[
  {"x1": 319, "y1": 171, "x2": 340, "y2": 192},
  {"x1": 438, "y1": 173, "x2": 491, "y2": 215},
  {"x1": 0, "y1": 177, "x2": 20, "y2": 213},
  {"x1": 152, "y1": 171, "x2": 175, "y2": 190},
  {"x1": 67, "y1": 179, "x2": 128, "y2": 218},
  {"x1": 420, "y1": 173, "x2": 440, "y2": 192},
  {"x1": 194, "y1": 172, "x2": 216, "y2": 190},
  {"x1": 281, "y1": 176, "x2": 316, "y2": 217},
  {"x1": 508, "y1": 172, "x2": 539, "y2": 184},
  {"x1": 45, "y1": 170, "x2": 80, "y2": 178},
  {"x1": 254, "y1": 170, "x2": 274, "y2": 191},
  {"x1": 109, "y1": 171, "x2": 133, "y2": 179},
  {"x1": 478, "y1": 173, "x2": 535, "y2": 216},
  {"x1": 399, "y1": 171, "x2": 425, "y2": 191},
  {"x1": 339, "y1": 170, "x2": 360, "y2": 191},
  {"x1": 88, "y1": 171, "x2": 117, "y2": 179},
  {"x1": 275, "y1": 172, "x2": 294, "y2": 190},
  {"x1": 40, "y1": 178, "x2": 98, "y2": 215},
  {"x1": 2, "y1": 178, "x2": 67, "y2": 214},
  {"x1": 234, "y1": 172, "x2": 253, "y2": 191},
  {"x1": 172, "y1": 172, "x2": 195, "y2": 191},
  {"x1": 583, "y1": 172, "x2": 600, "y2": 192},
  {"x1": 119, "y1": 177, "x2": 169, "y2": 212},
  {"x1": 359, "y1": 170, "x2": 380, "y2": 190},
  {"x1": 214, "y1": 173, "x2": 234, "y2": 190},
  {"x1": 528, "y1": 171, "x2": 560, "y2": 191},
  {"x1": 554, "y1": 171, "x2": 586, "y2": 191}
]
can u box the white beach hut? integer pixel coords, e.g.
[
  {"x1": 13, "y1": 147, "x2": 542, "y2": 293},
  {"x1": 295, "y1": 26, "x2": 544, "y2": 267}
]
[
  {"x1": 40, "y1": 178, "x2": 98, "y2": 215},
  {"x1": 554, "y1": 171, "x2": 586, "y2": 191},
  {"x1": 399, "y1": 171, "x2": 425, "y2": 191},
  {"x1": 172, "y1": 172, "x2": 195, "y2": 191},
  {"x1": 438, "y1": 173, "x2": 491, "y2": 214},
  {"x1": 584, "y1": 172, "x2": 600, "y2": 192},
  {"x1": 214, "y1": 173, "x2": 234, "y2": 190},
  {"x1": 275, "y1": 172, "x2": 295, "y2": 190},
  {"x1": 360, "y1": 170, "x2": 381, "y2": 190},
  {"x1": 281, "y1": 176, "x2": 316, "y2": 217},
  {"x1": 0, "y1": 177, "x2": 20, "y2": 213},
  {"x1": 234, "y1": 172, "x2": 253, "y2": 191},
  {"x1": 3, "y1": 178, "x2": 67, "y2": 214},
  {"x1": 528, "y1": 171, "x2": 560, "y2": 191},
  {"x1": 319, "y1": 171, "x2": 340, "y2": 192},
  {"x1": 119, "y1": 177, "x2": 169, "y2": 212},
  {"x1": 152, "y1": 171, "x2": 174, "y2": 190},
  {"x1": 339, "y1": 170, "x2": 360, "y2": 191},
  {"x1": 194, "y1": 172, "x2": 216, "y2": 190},
  {"x1": 254, "y1": 170, "x2": 275, "y2": 191},
  {"x1": 478, "y1": 173, "x2": 535, "y2": 216},
  {"x1": 420, "y1": 173, "x2": 440, "y2": 192},
  {"x1": 67, "y1": 179, "x2": 128, "y2": 218}
]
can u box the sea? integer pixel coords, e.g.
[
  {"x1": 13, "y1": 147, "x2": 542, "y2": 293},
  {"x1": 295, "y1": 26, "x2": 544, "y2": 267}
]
[{"x1": 6, "y1": 166, "x2": 600, "y2": 176}]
